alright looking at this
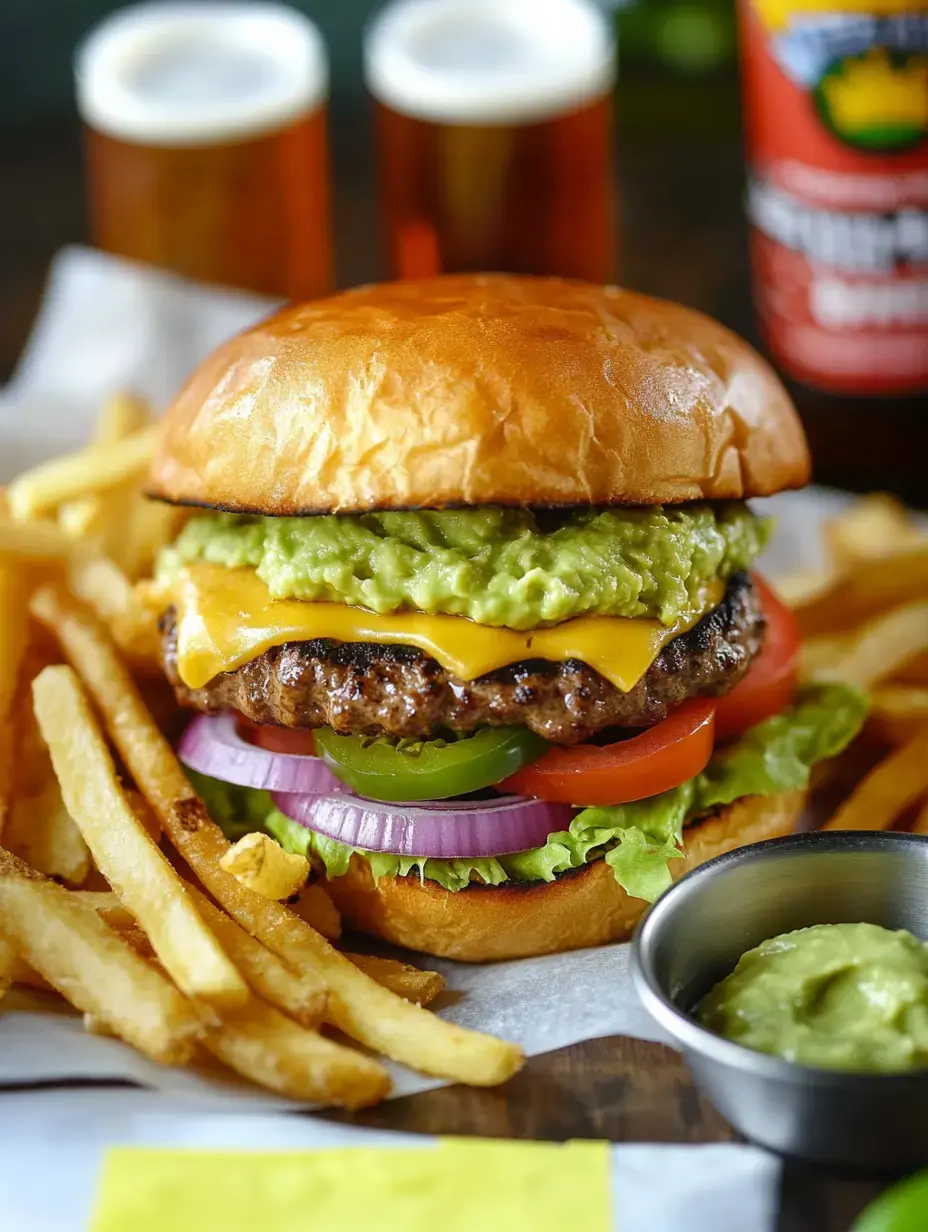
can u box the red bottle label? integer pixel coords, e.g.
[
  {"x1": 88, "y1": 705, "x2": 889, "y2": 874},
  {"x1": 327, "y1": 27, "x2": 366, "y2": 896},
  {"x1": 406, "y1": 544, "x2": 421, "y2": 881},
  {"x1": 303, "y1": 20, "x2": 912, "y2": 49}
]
[{"x1": 740, "y1": 0, "x2": 928, "y2": 394}]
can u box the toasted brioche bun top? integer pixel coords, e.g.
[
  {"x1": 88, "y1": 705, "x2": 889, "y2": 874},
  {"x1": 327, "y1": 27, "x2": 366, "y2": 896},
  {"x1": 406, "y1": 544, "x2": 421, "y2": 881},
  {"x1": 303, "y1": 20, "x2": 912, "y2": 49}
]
[{"x1": 149, "y1": 274, "x2": 810, "y2": 515}]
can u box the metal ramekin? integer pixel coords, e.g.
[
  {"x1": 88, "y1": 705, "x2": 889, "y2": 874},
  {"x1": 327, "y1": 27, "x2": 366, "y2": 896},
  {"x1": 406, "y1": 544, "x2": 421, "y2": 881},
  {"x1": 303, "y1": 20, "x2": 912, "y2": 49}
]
[{"x1": 632, "y1": 831, "x2": 928, "y2": 1173}]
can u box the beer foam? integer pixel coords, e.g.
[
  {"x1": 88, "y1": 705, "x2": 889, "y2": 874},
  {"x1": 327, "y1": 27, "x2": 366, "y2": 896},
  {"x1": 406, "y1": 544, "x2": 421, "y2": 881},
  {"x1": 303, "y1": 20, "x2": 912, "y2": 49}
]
[
  {"x1": 365, "y1": 0, "x2": 616, "y2": 124},
  {"x1": 76, "y1": 3, "x2": 328, "y2": 145}
]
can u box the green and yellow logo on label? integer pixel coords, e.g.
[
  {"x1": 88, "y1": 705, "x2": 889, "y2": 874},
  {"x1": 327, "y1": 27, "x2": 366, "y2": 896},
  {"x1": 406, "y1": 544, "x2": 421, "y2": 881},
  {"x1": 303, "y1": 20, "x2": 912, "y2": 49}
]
[{"x1": 816, "y1": 47, "x2": 928, "y2": 152}]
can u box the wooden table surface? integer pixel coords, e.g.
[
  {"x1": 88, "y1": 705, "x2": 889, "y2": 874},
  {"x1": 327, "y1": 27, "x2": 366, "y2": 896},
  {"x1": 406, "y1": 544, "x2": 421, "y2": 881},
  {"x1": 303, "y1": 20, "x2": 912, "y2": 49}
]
[{"x1": 0, "y1": 104, "x2": 911, "y2": 1231}]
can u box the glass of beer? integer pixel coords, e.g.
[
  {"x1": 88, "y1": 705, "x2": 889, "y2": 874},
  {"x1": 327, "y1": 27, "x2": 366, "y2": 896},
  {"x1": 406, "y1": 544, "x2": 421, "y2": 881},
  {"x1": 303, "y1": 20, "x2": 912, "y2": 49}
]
[
  {"x1": 76, "y1": 3, "x2": 332, "y2": 300},
  {"x1": 365, "y1": 0, "x2": 616, "y2": 282}
]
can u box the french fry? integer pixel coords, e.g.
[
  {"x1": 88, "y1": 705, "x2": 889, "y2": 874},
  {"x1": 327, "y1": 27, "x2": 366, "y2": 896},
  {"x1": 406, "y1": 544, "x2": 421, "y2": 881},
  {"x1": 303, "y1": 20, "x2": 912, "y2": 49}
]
[
  {"x1": 57, "y1": 392, "x2": 151, "y2": 546},
  {"x1": 793, "y1": 546, "x2": 928, "y2": 637},
  {"x1": 822, "y1": 729, "x2": 928, "y2": 832},
  {"x1": 117, "y1": 499, "x2": 185, "y2": 581},
  {"x1": 345, "y1": 953, "x2": 445, "y2": 1007},
  {"x1": 90, "y1": 391, "x2": 152, "y2": 445},
  {"x1": 771, "y1": 566, "x2": 838, "y2": 610},
  {"x1": 202, "y1": 997, "x2": 390, "y2": 1109},
  {"x1": 5, "y1": 780, "x2": 92, "y2": 888},
  {"x1": 220, "y1": 833, "x2": 310, "y2": 900},
  {"x1": 894, "y1": 652, "x2": 928, "y2": 688},
  {"x1": 69, "y1": 557, "x2": 160, "y2": 664},
  {"x1": 184, "y1": 884, "x2": 326, "y2": 1026},
  {"x1": 824, "y1": 494, "x2": 926, "y2": 570},
  {"x1": 868, "y1": 686, "x2": 928, "y2": 747},
  {"x1": 118, "y1": 926, "x2": 155, "y2": 958},
  {"x1": 86, "y1": 880, "x2": 327, "y2": 1027},
  {"x1": 812, "y1": 601, "x2": 928, "y2": 690},
  {"x1": 75, "y1": 891, "x2": 135, "y2": 930},
  {"x1": 290, "y1": 882, "x2": 342, "y2": 941},
  {"x1": 35, "y1": 587, "x2": 524, "y2": 1086},
  {"x1": 0, "y1": 847, "x2": 208, "y2": 1063},
  {"x1": 0, "y1": 518, "x2": 70, "y2": 562},
  {"x1": 8, "y1": 425, "x2": 159, "y2": 522},
  {"x1": 31, "y1": 661, "x2": 248, "y2": 1008},
  {"x1": 125, "y1": 787, "x2": 162, "y2": 843},
  {"x1": 0, "y1": 565, "x2": 29, "y2": 838},
  {"x1": 9, "y1": 955, "x2": 51, "y2": 993}
]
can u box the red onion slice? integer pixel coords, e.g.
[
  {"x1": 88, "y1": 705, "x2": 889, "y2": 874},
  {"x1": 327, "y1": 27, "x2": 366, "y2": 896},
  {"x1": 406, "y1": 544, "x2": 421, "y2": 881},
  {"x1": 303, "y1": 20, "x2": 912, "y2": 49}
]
[
  {"x1": 272, "y1": 791, "x2": 574, "y2": 859},
  {"x1": 178, "y1": 713, "x2": 343, "y2": 795}
]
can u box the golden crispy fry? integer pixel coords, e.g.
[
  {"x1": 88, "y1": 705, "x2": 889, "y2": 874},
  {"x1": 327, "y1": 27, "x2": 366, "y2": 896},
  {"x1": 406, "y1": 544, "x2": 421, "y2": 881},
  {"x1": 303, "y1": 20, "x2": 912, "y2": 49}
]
[
  {"x1": 811, "y1": 601, "x2": 928, "y2": 690},
  {"x1": 772, "y1": 567, "x2": 839, "y2": 610},
  {"x1": 800, "y1": 633, "x2": 851, "y2": 682},
  {"x1": 8, "y1": 425, "x2": 159, "y2": 522},
  {"x1": 793, "y1": 546, "x2": 928, "y2": 637},
  {"x1": 69, "y1": 554, "x2": 134, "y2": 620},
  {"x1": 124, "y1": 787, "x2": 162, "y2": 843},
  {"x1": 824, "y1": 494, "x2": 926, "y2": 570},
  {"x1": 75, "y1": 891, "x2": 135, "y2": 930},
  {"x1": 117, "y1": 499, "x2": 185, "y2": 581},
  {"x1": 4, "y1": 630, "x2": 92, "y2": 886},
  {"x1": 894, "y1": 652, "x2": 928, "y2": 688},
  {"x1": 9, "y1": 955, "x2": 51, "y2": 993},
  {"x1": 0, "y1": 518, "x2": 70, "y2": 562},
  {"x1": 822, "y1": 729, "x2": 928, "y2": 832},
  {"x1": 118, "y1": 926, "x2": 155, "y2": 958},
  {"x1": 0, "y1": 565, "x2": 29, "y2": 838},
  {"x1": 345, "y1": 953, "x2": 445, "y2": 1007},
  {"x1": 31, "y1": 661, "x2": 248, "y2": 1007},
  {"x1": 867, "y1": 686, "x2": 928, "y2": 747},
  {"x1": 183, "y1": 884, "x2": 325, "y2": 1026},
  {"x1": 38, "y1": 588, "x2": 524, "y2": 1086},
  {"x1": 97, "y1": 392, "x2": 152, "y2": 440},
  {"x1": 83, "y1": 1012, "x2": 118, "y2": 1037},
  {"x1": 202, "y1": 997, "x2": 390, "y2": 1108},
  {"x1": 220, "y1": 833, "x2": 310, "y2": 901},
  {"x1": 289, "y1": 883, "x2": 341, "y2": 941},
  {"x1": 58, "y1": 393, "x2": 151, "y2": 542},
  {"x1": 68, "y1": 557, "x2": 161, "y2": 664},
  {"x1": 0, "y1": 846, "x2": 208, "y2": 1063},
  {"x1": 5, "y1": 781, "x2": 92, "y2": 888}
]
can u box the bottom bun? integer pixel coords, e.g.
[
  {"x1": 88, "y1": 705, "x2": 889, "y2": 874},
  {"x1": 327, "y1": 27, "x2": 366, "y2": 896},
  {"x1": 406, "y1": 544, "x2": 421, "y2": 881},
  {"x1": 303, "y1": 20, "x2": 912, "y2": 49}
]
[{"x1": 324, "y1": 791, "x2": 806, "y2": 962}]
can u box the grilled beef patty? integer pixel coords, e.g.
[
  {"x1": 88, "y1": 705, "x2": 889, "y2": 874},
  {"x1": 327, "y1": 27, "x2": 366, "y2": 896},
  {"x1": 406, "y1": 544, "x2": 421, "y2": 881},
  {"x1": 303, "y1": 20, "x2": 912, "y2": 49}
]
[{"x1": 161, "y1": 573, "x2": 763, "y2": 745}]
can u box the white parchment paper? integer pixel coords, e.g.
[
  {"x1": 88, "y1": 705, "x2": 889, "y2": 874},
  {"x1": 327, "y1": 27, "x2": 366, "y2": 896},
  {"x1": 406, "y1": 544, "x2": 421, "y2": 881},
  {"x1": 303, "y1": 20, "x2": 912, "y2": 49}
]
[{"x1": 0, "y1": 1088, "x2": 780, "y2": 1232}]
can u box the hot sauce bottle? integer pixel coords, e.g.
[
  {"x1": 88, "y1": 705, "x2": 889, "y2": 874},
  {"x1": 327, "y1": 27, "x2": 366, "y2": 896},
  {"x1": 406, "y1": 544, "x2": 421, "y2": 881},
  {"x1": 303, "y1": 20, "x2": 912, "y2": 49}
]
[{"x1": 739, "y1": 0, "x2": 928, "y2": 498}]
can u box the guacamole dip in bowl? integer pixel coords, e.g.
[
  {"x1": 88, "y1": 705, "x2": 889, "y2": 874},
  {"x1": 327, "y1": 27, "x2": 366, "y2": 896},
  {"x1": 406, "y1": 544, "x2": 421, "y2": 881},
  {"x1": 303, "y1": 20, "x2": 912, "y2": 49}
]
[
  {"x1": 632, "y1": 831, "x2": 928, "y2": 1172},
  {"x1": 699, "y1": 921, "x2": 928, "y2": 1074}
]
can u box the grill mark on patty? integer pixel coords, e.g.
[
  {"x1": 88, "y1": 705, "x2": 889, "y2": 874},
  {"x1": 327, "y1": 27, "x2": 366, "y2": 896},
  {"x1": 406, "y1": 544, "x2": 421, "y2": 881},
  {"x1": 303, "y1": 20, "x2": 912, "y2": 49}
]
[{"x1": 161, "y1": 572, "x2": 764, "y2": 745}]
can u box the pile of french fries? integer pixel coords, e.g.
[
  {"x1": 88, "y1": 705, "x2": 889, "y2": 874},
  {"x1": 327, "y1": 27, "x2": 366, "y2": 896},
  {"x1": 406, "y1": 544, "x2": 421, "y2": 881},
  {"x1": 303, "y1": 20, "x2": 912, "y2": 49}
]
[
  {"x1": 0, "y1": 393, "x2": 522, "y2": 1107},
  {"x1": 778, "y1": 494, "x2": 928, "y2": 836}
]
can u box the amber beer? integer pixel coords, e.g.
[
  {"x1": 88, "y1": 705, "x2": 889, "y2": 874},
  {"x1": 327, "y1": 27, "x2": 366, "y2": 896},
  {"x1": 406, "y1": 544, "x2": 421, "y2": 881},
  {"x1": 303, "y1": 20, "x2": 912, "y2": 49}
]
[
  {"x1": 366, "y1": 0, "x2": 616, "y2": 282},
  {"x1": 77, "y1": 4, "x2": 332, "y2": 300}
]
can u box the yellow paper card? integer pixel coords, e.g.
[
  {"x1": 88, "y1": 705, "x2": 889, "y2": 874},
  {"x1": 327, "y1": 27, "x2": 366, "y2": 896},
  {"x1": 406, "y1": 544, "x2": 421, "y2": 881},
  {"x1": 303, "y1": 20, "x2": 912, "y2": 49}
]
[{"x1": 91, "y1": 1140, "x2": 611, "y2": 1232}]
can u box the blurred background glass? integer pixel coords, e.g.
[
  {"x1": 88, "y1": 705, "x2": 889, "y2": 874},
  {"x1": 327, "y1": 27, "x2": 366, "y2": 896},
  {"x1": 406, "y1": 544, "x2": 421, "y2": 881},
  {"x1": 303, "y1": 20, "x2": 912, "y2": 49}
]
[
  {"x1": 78, "y1": 4, "x2": 332, "y2": 298},
  {"x1": 366, "y1": 0, "x2": 615, "y2": 282},
  {"x1": 1, "y1": 0, "x2": 925, "y2": 501}
]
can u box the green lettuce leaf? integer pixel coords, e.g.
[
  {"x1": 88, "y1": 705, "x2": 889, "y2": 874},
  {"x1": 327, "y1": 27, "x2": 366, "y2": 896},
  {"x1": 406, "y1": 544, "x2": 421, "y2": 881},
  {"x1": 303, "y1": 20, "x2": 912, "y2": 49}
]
[{"x1": 191, "y1": 683, "x2": 867, "y2": 905}]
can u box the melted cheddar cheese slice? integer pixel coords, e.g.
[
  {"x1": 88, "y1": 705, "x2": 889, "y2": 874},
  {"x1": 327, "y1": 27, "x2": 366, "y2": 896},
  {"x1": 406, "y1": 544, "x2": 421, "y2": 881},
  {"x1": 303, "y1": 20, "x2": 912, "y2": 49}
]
[{"x1": 166, "y1": 563, "x2": 721, "y2": 692}]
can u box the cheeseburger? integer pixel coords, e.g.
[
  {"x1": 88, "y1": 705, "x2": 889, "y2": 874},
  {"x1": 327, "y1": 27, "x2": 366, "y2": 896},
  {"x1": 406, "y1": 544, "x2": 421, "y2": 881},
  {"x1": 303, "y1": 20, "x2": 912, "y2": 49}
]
[{"x1": 148, "y1": 275, "x2": 865, "y2": 961}]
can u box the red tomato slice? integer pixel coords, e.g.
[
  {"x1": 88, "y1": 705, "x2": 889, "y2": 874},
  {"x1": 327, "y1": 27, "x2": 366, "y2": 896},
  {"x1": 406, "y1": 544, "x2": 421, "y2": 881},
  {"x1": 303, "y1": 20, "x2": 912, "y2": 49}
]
[
  {"x1": 714, "y1": 575, "x2": 800, "y2": 742},
  {"x1": 237, "y1": 718, "x2": 318, "y2": 757},
  {"x1": 501, "y1": 699, "x2": 716, "y2": 807}
]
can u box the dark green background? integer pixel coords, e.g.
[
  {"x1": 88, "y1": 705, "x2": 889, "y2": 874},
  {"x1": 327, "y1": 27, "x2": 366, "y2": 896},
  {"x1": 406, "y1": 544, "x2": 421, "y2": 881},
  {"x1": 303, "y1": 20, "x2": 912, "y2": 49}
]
[{"x1": 3, "y1": 0, "x2": 388, "y2": 128}]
